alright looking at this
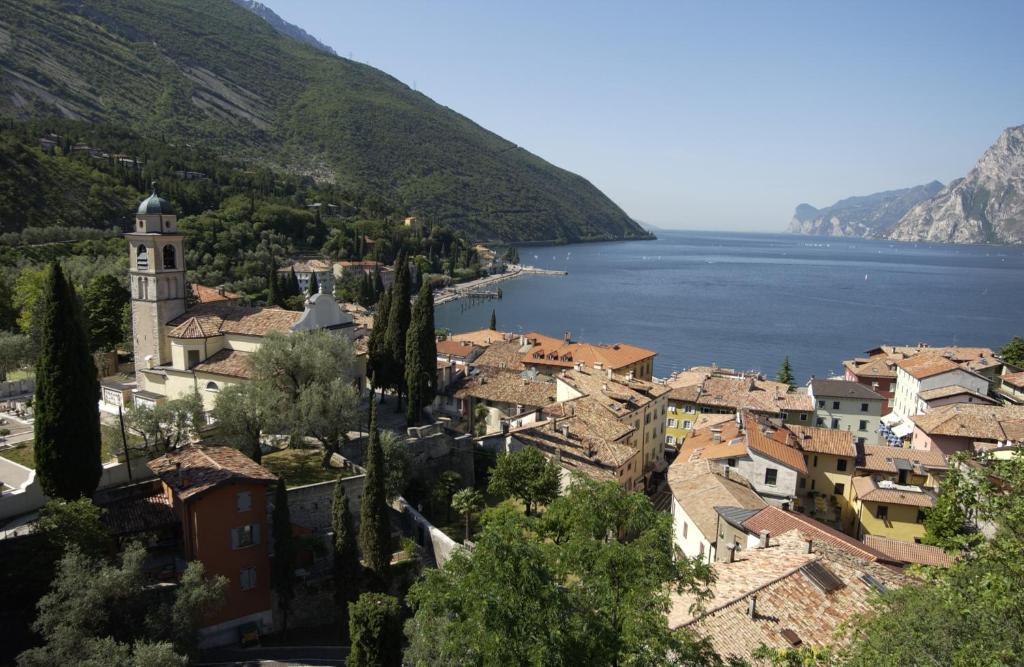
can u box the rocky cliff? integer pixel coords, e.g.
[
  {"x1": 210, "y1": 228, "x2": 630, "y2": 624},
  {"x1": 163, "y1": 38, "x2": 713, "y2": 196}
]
[
  {"x1": 787, "y1": 182, "x2": 943, "y2": 238},
  {"x1": 889, "y1": 126, "x2": 1024, "y2": 245}
]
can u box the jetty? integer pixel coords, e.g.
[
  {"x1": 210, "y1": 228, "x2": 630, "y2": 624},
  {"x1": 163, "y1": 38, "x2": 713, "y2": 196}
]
[{"x1": 434, "y1": 265, "x2": 567, "y2": 306}]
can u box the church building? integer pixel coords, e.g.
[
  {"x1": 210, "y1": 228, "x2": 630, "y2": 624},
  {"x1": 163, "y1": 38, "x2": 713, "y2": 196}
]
[{"x1": 101, "y1": 188, "x2": 365, "y2": 413}]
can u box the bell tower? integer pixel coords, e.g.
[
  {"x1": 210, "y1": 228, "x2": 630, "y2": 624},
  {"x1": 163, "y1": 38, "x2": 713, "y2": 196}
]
[{"x1": 127, "y1": 184, "x2": 186, "y2": 387}]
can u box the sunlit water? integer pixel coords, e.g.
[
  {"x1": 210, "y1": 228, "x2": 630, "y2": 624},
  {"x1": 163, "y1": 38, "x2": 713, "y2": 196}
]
[{"x1": 435, "y1": 231, "x2": 1024, "y2": 381}]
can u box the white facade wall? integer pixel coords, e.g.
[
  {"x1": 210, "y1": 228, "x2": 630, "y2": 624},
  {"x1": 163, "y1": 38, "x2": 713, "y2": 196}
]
[
  {"x1": 732, "y1": 450, "x2": 800, "y2": 504},
  {"x1": 895, "y1": 367, "x2": 990, "y2": 418},
  {"x1": 670, "y1": 496, "x2": 713, "y2": 561}
]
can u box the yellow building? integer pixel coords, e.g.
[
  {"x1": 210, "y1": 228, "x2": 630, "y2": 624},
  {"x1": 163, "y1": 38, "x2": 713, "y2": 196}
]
[
  {"x1": 789, "y1": 425, "x2": 857, "y2": 532},
  {"x1": 851, "y1": 475, "x2": 933, "y2": 542},
  {"x1": 665, "y1": 384, "x2": 700, "y2": 449}
]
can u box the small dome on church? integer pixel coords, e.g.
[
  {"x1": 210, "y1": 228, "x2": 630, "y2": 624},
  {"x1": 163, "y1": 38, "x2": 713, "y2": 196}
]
[{"x1": 137, "y1": 184, "x2": 173, "y2": 215}]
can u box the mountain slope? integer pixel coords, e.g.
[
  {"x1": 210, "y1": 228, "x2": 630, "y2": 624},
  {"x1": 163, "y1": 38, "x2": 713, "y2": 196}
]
[
  {"x1": 232, "y1": 0, "x2": 337, "y2": 55},
  {"x1": 889, "y1": 126, "x2": 1024, "y2": 245},
  {"x1": 788, "y1": 181, "x2": 943, "y2": 238},
  {"x1": 0, "y1": 0, "x2": 648, "y2": 243}
]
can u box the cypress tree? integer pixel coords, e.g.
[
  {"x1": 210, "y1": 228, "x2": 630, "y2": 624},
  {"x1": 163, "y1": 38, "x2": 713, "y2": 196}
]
[
  {"x1": 268, "y1": 271, "x2": 281, "y2": 307},
  {"x1": 347, "y1": 593, "x2": 403, "y2": 667},
  {"x1": 405, "y1": 280, "x2": 436, "y2": 426},
  {"x1": 33, "y1": 262, "x2": 102, "y2": 500},
  {"x1": 367, "y1": 288, "x2": 391, "y2": 400},
  {"x1": 359, "y1": 400, "x2": 391, "y2": 582},
  {"x1": 489, "y1": 308, "x2": 497, "y2": 331},
  {"x1": 384, "y1": 253, "x2": 411, "y2": 408},
  {"x1": 372, "y1": 269, "x2": 384, "y2": 301},
  {"x1": 288, "y1": 268, "x2": 301, "y2": 297},
  {"x1": 777, "y1": 356, "x2": 795, "y2": 389},
  {"x1": 271, "y1": 480, "x2": 296, "y2": 638},
  {"x1": 308, "y1": 271, "x2": 320, "y2": 296},
  {"x1": 333, "y1": 481, "x2": 361, "y2": 641}
]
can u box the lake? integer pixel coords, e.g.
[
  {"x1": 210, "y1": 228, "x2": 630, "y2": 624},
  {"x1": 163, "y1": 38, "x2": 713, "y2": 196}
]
[{"x1": 434, "y1": 230, "x2": 1024, "y2": 382}]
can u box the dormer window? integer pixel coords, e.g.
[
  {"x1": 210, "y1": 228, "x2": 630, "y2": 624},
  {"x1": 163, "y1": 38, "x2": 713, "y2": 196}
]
[
  {"x1": 162, "y1": 244, "x2": 176, "y2": 270},
  {"x1": 136, "y1": 245, "x2": 148, "y2": 270}
]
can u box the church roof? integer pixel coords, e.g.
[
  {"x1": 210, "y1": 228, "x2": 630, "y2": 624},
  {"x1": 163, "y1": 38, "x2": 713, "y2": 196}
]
[
  {"x1": 137, "y1": 188, "x2": 173, "y2": 215},
  {"x1": 167, "y1": 302, "x2": 302, "y2": 338}
]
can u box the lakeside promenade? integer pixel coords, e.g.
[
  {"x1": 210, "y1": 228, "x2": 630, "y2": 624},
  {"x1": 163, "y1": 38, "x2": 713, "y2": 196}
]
[{"x1": 434, "y1": 265, "x2": 566, "y2": 306}]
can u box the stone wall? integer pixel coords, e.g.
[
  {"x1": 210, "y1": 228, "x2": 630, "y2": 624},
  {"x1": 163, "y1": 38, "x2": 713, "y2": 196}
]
[
  {"x1": 394, "y1": 496, "x2": 463, "y2": 568},
  {"x1": 0, "y1": 379, "x2": 34, "y2": 399},
  {"x1": 287, "y1": 475, "x2": 366, "y2": 536}
]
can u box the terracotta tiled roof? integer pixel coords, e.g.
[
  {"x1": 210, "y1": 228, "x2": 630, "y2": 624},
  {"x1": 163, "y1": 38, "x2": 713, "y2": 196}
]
[
  {"x1": 809, "y1": 379, "x2": 884, "y2": 401},
  {"x1": 558, "y1": 367, "x2": 668, "y2": 419},
  {"x1": 101, "y1": 491, "x2": 177, "y2": 535},
  {"x1": 191, "y1": 283, "x2": 239, "y2": 303},
  {"x1": 679, "y1": 417, "x2": 808, "y2": 475},
  {"x1": 435, "y1": 339, "x2": 481, "y2": 359},
  {"x1": 897, "y1": 355, "x2": 962, "y2": 380},
  {"x1": 672, "y1": 533, "x2": 912, "y2": 661},
  {"x1": 691, "y1": 413, "x2": 738, "y2": 431},
  {"x1": 453, "y1": 369, "x2": 556, "y2": 409},
  {"x1": 450, "y1": 329, "x2": 510, "y2": 348},
  {"x1": 544, "y1": 397, "x2": 637, "y2": 444},
  {"x1": 788, "y1": 425, "x2": 856, "y2": 457},
  {"x1": 910, "y1": 404, "x2": 1024, "y2": 440},
  {"x1": 668, "y1": 384, "x2": 701, "y2": 402},
  {"x1": 149, "y1": 445, "x2": 277, "y2": 501},
  {"x1": 167, "y1": 316, "x2": 216, "y2": 339},
  {"x1": 745, "y1": 424, "x2": 809, "y2": 475},
  {"x1": 167, "y1": 302, "x2": 302, "y2": 338},
  {"x1": 863, "y1": 535, "x2": 955, "y2": 567},
  {"x1": 193, "y1": 349, "x2": 254, "y2": 379},
  {"x1": 846, "y1": 345, "x2": 1000, "y2": 381},
  {"x1": 918, "y1": 385, "x2": 996, "y2": 403},
  {"x1": 844, "y1": 357, "x2": 899, "y2": 380},
  {"x1": 742, "y1": 506, "x2": 886, "y2": 562},
  {"x1": 694, "y1": 376, "x2": 812, "y2": 414},
  {"x1": 473, "y1": 340, "x2": 527, "y2": 370},
  {"x1": 1002, "y1": 371, "x2": 1024, "y2": 389},
  {"x1": 667, "y1": 459, "x2": 766, "y2": 542},
  {"x1": 852, "y1": 475, "x2": 935, "y2": 508},
  {"x1": 522, "y1": 333, "x2": 656, "y2": 371},
  {"x1": 860, "y1": 445, "x2": 947, "y2": 474},
  {"x1": 512, "y1": 417, "x2": 635, "y2": 484}
]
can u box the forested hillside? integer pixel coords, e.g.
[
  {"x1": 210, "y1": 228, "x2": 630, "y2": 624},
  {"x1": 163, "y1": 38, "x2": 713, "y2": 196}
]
[{"x1": 0, "y1": 0, "x2": 648, "y2": 243}]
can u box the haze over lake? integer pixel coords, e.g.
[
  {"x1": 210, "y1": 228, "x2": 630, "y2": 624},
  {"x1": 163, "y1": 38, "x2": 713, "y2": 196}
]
[{"x1": 436, "y1": 231, "x2": 1024, "y2": 381}]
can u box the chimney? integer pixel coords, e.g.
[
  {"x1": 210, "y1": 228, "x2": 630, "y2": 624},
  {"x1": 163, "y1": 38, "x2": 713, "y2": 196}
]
[
  {"x1": 804, "y1": 538, "x2": 813, "y2": 554},
  {"x1": 748, "y1": 595, "x2": 757, "y2": 618},
  {"x1": 627, "y1": 370, "x2": 635, "y2": 381},
  {"x1": 758, "y1": 530, "x2": 770, "y2": 549},
  {"x1": 594, "y1": 362, "x2": 603, "y2": 370},
  {"x1": 726, "y1": 544, "x2": 736, "y2": 563},
  {"x1": 175, "y1": 462, "x2": 183, "y2": 485},
  {"x1": 564, "y1": 330, "x2": 571, "y2": 342},
  {"x1": 217, "y1": 285, "x2": 225, "y2": 296},
  {"x1": 711, "y1": 428, "x2": 722, "y2": 443},
  {"x1": 607, "y1": 367, "x2": 614, "y2": 379},
  {"x1": 560, "y1": 424, "x2": 569, "y2": 438}
]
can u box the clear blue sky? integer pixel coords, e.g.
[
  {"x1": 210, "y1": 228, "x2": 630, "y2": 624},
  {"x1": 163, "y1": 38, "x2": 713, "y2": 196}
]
[{"x1": 261, "y1": 1, "x2": 1024, "y2": 231}]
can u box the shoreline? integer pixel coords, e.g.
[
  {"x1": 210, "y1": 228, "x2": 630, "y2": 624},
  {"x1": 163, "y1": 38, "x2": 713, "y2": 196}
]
[{"x1": 434, "y1": 265, "x2": 567, "y2": 306}]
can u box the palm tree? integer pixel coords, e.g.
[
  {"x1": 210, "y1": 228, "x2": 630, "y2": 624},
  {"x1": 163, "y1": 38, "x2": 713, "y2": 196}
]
[{"x1": 450, "y1": 488, "x2": 485, "y2": 542}]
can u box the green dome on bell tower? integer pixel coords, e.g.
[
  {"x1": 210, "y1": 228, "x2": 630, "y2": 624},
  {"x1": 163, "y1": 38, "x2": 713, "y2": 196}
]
[{"x1": 137, "y1": 182, "x2": 173, "y2": 215}]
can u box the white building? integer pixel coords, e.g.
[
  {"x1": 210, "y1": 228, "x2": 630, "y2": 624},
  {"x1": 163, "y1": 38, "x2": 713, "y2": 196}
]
[
  {"x1": 892, "y1": 355, "x2": 990, "y2": 420},
  {"x1": 808, "y1": 379, "x2": 885, "y2": 445}
]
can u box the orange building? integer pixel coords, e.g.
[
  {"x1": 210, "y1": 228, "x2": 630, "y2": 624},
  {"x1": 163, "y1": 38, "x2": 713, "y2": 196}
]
[{"x1": 149, "y1": 446, "x2": 278, "y2": 647}]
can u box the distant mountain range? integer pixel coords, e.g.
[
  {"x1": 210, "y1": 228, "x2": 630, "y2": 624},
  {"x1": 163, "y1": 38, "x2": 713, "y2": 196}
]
[
  {"x1": 788, "y1": 182, "x2": 944, "y2": 238},
  {"x1": 789, "y1": 125, "x2": 1024, "y2": 245},
  {"x1": 0, "y1": 0, "x2": 648, "y2": 244}
]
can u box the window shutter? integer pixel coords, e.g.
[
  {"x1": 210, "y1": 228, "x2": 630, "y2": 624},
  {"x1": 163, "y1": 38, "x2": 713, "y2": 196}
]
[
  {"x1": 230, "y1": 527, "x2": 239, "y2": 550},
  {"x1": 252, "y1": 523, "x2": 261, "y2": 545}
]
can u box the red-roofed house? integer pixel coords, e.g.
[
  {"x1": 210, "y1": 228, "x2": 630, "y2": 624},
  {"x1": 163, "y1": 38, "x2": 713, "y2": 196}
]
[{"x1": 149, "y1": 446, "x2": 278, "y2": 648}]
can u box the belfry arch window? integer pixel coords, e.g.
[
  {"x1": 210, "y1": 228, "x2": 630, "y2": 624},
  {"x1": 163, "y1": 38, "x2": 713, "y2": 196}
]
[
  {"x1": 205, "y1": 381, "x2": 219, "y2": 393},
  {"x1": 162, "y1": 244, "x2": 176, "y2": 270},
  {"x1": 136, "y1": 245, "x2": 148, "y2": 270}
]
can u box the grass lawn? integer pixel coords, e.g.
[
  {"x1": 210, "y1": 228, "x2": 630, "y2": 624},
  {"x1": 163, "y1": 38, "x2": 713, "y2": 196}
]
[
  {"x1": 5, "y1": 369, "x2": 34, "y2": 382},
  {"x1": 0, "y1": 425, "x2": 137, "y2": 469},
  {"x1": 262, "y1": 447, "x2": 356, "y2": 487},
  {"x1": 0, "y1": 442, "x2": 35, "y2": 468}
]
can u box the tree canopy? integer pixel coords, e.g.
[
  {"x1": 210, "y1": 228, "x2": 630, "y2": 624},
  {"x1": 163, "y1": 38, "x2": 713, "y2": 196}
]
[
  {"x1": 488, "y1": 446, "x2": 562, "y2": 516},
  {"x1": 404, "y1": 476, "x2": 717, "y2": 666},
  {"x1": 844, "y1": 452, "x2": 1024, "y2": 666},
  {"x1": 1000, "y1": 336, "x2": 1024, "y2": 368}
]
